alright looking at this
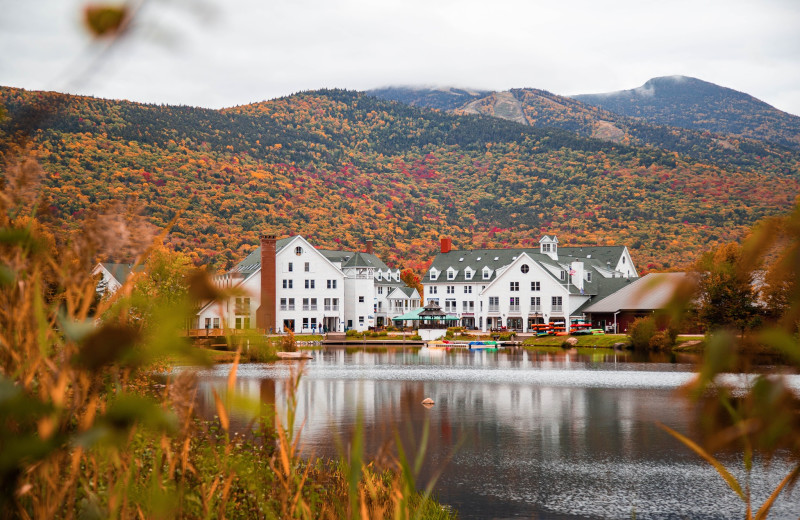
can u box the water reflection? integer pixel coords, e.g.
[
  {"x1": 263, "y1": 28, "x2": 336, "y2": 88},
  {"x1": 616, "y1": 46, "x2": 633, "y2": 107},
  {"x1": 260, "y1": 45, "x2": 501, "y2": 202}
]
[{"x1": 191, "y1": 350, "x2": 800, "y2": 519}]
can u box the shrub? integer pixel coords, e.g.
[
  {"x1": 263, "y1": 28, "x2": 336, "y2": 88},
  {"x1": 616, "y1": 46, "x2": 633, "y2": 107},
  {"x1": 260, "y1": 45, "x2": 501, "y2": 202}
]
[
  {"x1": 628, "y1": 317, "x2": 657, "y2": 350},
  {"x1": 281, "y1": 330, "x2": 297, "y2": 352},
  {"x1": 345, "y1": 329, "x2": 360, "y2": 337},
  {"x1": 410, "y1": 334, "x2": 422, "y2": 341}
]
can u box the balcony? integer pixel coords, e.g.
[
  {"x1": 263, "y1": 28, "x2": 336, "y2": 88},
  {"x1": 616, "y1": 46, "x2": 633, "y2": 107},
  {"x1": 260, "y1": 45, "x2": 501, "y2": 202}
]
[
  {"x1": 508, "y1": 305, "x2": 521, "y2": 313},
  {"x1": 529, "y1": 306, "x2": 542, "y2": 313},
  {"x1": 488, "y1": 304, "x2": 500, "y2": 313},
  {"x1": 324, "y1": 305, "x2": 339, "y2": 312},
  {"x1": 552, "y1": 305, "x2": 563, "y2": 313},
  {"x1": 280, "y1": 305, "x2": 296, "y2": 311}
]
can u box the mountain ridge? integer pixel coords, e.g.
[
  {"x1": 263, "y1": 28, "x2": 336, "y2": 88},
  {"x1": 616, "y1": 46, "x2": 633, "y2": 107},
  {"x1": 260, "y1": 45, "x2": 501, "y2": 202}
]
[{"x1": 2, "y1": 85, "x2": 799, "y2": 275}]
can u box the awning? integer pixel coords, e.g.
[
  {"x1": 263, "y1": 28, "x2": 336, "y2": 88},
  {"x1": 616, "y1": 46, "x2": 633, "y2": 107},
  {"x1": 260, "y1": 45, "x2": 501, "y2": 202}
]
[{"x1": 392, "y1": 307, "x2": 459, "y2": 322}]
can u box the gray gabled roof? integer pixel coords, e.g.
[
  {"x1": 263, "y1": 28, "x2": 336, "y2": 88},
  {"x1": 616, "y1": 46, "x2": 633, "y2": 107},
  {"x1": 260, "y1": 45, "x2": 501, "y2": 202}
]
[
  {"x1": 100, "y1": 263, "x2": 143, "y2": 284},
  {"x1": 424, "y1": 247, "x2": 630, "y2": 291},
  {"x1": 559, "y1": 246, "x2": 628, "y2": 267},
  {"x1": 228, "y1": 237, "x2": 391, "y2": 275},
  {"x1": 583, "y1": 273, "x2": 689, "y2": 313},
  {"x1": 388, "y1": 286, "x2": 418, "y2": 299}
]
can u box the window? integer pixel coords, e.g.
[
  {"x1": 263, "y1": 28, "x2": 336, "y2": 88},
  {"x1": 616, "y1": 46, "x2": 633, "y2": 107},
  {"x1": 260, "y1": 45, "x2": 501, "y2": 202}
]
[
  {"x1": 488, "y1": 297, "x2": 499, "y2": 311},
  {"x1": 303, "y1": 318, "x2": 309, "y2": 329},
  {"x1": 586, "y1": 272, "x2": 592, "y2": 282},
  {"x1": 465, "y1": 268, "x2": 474, "y2": 280},
  {"x1": 305, "y1": 279, "x2": 315, "y2": 289},
  {"x1": 327, "y1": 279, "x2": 337, "y2": 289},
  {"x1": 520, "y1": 264, "x2": 529, "y2": 274},
  {"x1": 429, "y1": 268, "x2": 439, "y2": 281},
  {"x1": 509, "y1": 297, "x2": 520, "y2": 311},
  {"x1": 430, "y1": 286, "x2": 438, "y2": 294},
  {"x1": 288, "y1": 262, "x2": 293, "y2": 272},
  {"x1": 310, "y1": 298, "x2": 317, "y2": 310},
  {"x1": 463, "y1": 301, "x2": 474, "y2": 312},
  {"x1": 213, "y1": 318, "x2": 220, "y2": 328},
  {"x1": 304, "y1": 262, "x2": 310, "y2": 272},
  {"x1": 204, "y1": 318, "x2": 211, "y2": 329},
  {"x1": 378, "y1": 286, "x2": 383, "y2": 294},
  {"x1": 295, "y1": 246, "x2": 303, "y2": 256},
  {"x1": 482, "y1": 268, "x2": 491, "y2": 280},
  {"x1": 280, "y1": 298, "x2": 287, "y2": 311},
  {"x1": 447, "y1": 268, "x2": 456, "y2": 280},
  {"x1": 235, "y1": 317, "x2": 242, "y2": 329},
  {"x1": 446, "y1": 285, "x2": 455, "y2": 294},
  {"x1": 510, "y1": 281, "x2": 519, "y2": 291},
  {"x1": 358, "y1": 296, "x2": 365, "y2": 303},
  {"x1": 464, "y1": 286, "x2": 472, "y2": 294},
  {"x1": 302, "y1": 298, "x2": 310, "y2": 311},
  {"x1": 622, "y1": 257, "x2": 626, "y2": 264},
  {"x1": 359, "y1": 316, "x2": 365, "y2": 324},
  {"x1": 543, "y1": 243, "x2": 551, "y2": 252},
  {"x1": 283, "y1": 279, "x2": 293, "y2": 289},
  {"x1": 531, "y1": 281, "x2": 540, "y2": 291},
  {"x1": 530, "y1": 296, "x2": 541, "y2": 310},
  {"x1": 552, "y1": 296, "x2": 563, "y2": 312},
  {"x1": 445, "y1": 299, "x2": 457, "y2": 312},
  {"x1": 560, "y1": 270, "x2": 566, "y2": 281},
  {"x1": 288, "y1": 298, "x2": 295, "y2": 310},
  {"x1": 235, "y1": 297, "x2": 250, "y2": 315}
]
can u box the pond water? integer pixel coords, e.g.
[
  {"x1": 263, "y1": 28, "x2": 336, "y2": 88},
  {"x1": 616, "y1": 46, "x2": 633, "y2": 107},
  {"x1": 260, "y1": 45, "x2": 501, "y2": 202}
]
[{"x1": 191, "y1": 348, "x2": 800, "y2": 519}]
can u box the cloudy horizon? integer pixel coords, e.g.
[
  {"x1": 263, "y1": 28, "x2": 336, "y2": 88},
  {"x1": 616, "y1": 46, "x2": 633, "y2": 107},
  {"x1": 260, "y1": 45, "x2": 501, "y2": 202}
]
[{"x1": 1, "y1": 0, "x2": 799, "y2": 115}]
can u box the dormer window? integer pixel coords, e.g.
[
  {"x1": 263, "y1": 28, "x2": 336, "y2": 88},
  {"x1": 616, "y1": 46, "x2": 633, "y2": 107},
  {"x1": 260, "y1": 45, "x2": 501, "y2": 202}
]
[
  {"x1": 586, "y1": 272, "x2": 592, "y2": 282},
  {"x1": 464, "y1": 267, "x2": 474, "y2": 280},
  {"x1": 482, "y1": 267, "x2": 491, "y2": 280},
  {"x1": 446, "y1": 267, "x2": 457, "y2": 280},
  {"x1": 430, "y1": 268, "x2": 439, "y2": 281},
  {"x1": 376, "y1": 271, "x2": 382, "y2": 281},
  {"x1": 542, "y1": 243, "x2": 551, "y2": 253}
]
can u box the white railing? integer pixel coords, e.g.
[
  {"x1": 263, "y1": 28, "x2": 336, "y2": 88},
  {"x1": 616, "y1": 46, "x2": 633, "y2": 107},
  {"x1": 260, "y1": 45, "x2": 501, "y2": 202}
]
[
  {"x1": 509, "y1": 305, "x2": 520, "y2": 313},
  {"x1": 552, "y1": 305, "x2": 563, "y2": 313},
  {"x1": 488, "y1": 304, "x2": 500, "y2": 313}
]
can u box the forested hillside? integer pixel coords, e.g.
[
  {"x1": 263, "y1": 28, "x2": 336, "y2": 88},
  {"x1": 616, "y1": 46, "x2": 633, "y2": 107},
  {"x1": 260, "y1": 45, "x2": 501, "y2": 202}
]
[
  {"x1": 1, "y1": 86, "x2": 798, "y2": 275},
  {"x1": 573, "y1": 76, "x2": 800, "y2": 150}
]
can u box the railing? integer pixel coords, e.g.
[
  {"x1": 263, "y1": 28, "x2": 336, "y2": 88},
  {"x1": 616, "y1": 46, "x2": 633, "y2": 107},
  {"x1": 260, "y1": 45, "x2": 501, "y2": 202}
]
[
  {"x1": 552, "y1": 305, "x2": 563, "y2": 313},
  {"x1": 488, "y1": 304, "x2": 500, "y2": 313},
  {"x1": 530, "y1": 306, "x2": 542, "y2": 313},
  {"x1": 280, "y1": 305, "x2": 296, "y2": 311},
  {"x1": 302, "y1": 305, "x2": 318, "y2": 311},
  {"x1": 324, "y1": 305, "x2": 339, "y2": 311},
  {"x1": 509, "y1": 305, "x2": 520, "y2": 313}
]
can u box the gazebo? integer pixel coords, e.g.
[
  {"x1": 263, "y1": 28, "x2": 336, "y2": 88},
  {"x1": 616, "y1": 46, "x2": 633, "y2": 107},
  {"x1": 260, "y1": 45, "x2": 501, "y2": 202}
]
[{"x1": 392, "y1": 302, "x2": 458, "y2": 330}]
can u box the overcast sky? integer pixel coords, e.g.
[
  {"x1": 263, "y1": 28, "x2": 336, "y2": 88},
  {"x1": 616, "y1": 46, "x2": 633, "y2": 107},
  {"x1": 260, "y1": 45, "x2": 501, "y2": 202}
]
[{"x1": 2, "y1": 0, "x2": 799, "y2": 115}]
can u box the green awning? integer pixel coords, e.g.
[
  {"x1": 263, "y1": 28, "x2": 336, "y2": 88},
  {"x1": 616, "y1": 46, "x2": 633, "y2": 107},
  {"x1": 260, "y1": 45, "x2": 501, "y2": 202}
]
[{"x1": 392, "y1": 308, "x2": 459, "y2": 322}]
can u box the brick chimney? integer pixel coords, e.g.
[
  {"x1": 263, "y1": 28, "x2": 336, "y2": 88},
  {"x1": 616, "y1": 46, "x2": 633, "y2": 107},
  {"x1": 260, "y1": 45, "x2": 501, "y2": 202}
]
[
  {"x1": 365, "y1": 239, "x2": 374, "y2": 255},
  {"x1": 440, "y1": 237, "x2": 452, "y2": 254},
  {"x1": 256, "y1": 234, "x2": 277, "y2": 332}
]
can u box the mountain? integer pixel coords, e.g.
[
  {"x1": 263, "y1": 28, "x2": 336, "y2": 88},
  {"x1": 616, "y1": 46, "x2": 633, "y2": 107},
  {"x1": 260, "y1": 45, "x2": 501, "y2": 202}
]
[
  {"x1": 370, "y1": 85, "x2": 800, "y2": 175},
  {"x1": 1, "y1": 86, "x2": 799, "y2": 275},
  {"x1": 573, "y1": 76, "x2": 800, "y2": 150}
]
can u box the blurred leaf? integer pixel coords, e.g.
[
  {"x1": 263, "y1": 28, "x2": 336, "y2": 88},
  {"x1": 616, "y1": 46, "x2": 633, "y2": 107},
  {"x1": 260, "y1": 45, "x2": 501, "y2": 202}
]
[
  {"x1": 83, "y1": 4, "x2": 129, "y2": 37},
  {"x1": 73, "y1": 323, "x2": 140, "y2": 371},
  {"x1": 91, "y1": 394, "x2": 176, "y2": 440},
  {"x1": 0, "y1": 264, "x2": 14, "y2": 287},
  {"x1": 754, "y1": 465, "x2": 800, "y2": 520},
  {"x1": 58, "y1": 313, "x2": 96, "y2": 344},
  {"x1": 757, "y1": 328, "x2": 800, "y2": 366}
]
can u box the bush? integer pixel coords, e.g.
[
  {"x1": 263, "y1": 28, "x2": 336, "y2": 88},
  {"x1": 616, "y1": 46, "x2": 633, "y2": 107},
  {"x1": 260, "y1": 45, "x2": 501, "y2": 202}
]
[
  {"x1": 345, "y1": 329, "x2": 360, "y2": 337},
  {"x1": 498, "y1": 332, "x2": 517, "y2": 341},
  {"x1": 410, "y1": 334, "x2": 422, "y2": 341},
  {"x1": 628, "y1": 317, "x2": 657, "y2": 350},
  {"x1": 281, "y1": 330, "x2": 297, "y2": 352}
]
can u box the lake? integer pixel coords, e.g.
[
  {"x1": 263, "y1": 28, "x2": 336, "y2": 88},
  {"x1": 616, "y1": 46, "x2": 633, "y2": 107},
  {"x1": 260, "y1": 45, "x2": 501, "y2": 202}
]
[{"x1": 191, "y1": 348, "x2": 800, "y2": 519}]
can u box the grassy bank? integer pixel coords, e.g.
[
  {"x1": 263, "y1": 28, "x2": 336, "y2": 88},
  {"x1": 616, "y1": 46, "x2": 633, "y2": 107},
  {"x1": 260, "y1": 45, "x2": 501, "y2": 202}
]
[{"x1": 522, "y1": 334, "x2": 630, "y2": 348}]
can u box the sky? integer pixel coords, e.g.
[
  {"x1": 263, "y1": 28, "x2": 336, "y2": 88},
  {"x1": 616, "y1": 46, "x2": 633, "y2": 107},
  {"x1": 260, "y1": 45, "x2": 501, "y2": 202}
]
[{"x1": 2, "y1": 0, "x2": 800, "y2": 115}]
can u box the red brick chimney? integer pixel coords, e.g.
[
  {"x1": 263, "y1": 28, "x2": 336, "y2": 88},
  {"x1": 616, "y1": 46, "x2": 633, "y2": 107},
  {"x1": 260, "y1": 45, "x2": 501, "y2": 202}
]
[
  {"x1": 440, "y1": 237, "x2": 452, "y2": 253},
  {"x1": 256, "y1": 234, "x2": 277, "y2": 332},
  {"x1": 365, "y1": 239, "x2": 374, "y2": 255}
]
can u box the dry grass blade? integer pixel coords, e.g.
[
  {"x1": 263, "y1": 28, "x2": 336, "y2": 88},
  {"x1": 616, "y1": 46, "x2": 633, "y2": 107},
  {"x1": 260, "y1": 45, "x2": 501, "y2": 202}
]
[
  {"x1": 753, "y1": 465, "x2": 800, "y2": 520},
  {"x1": 212, "y1": 388, "x2": 229, "y2": 433},
  {"x1": 227, "y1": 347, "x2": 240, "y2": 392},
  {"x1": 657, "y1": 422, "x2": 746, "y2": 501}
]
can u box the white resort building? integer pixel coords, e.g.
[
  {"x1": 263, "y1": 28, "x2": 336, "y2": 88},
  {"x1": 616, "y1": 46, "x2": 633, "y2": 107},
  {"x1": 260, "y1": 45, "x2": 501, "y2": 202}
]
[
  {"x1": 422, "y1": 236, "x2": 639, "y2": 332},
  {"x1": 194, "y1": 235, "x2": 415, "y2": 333}
]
